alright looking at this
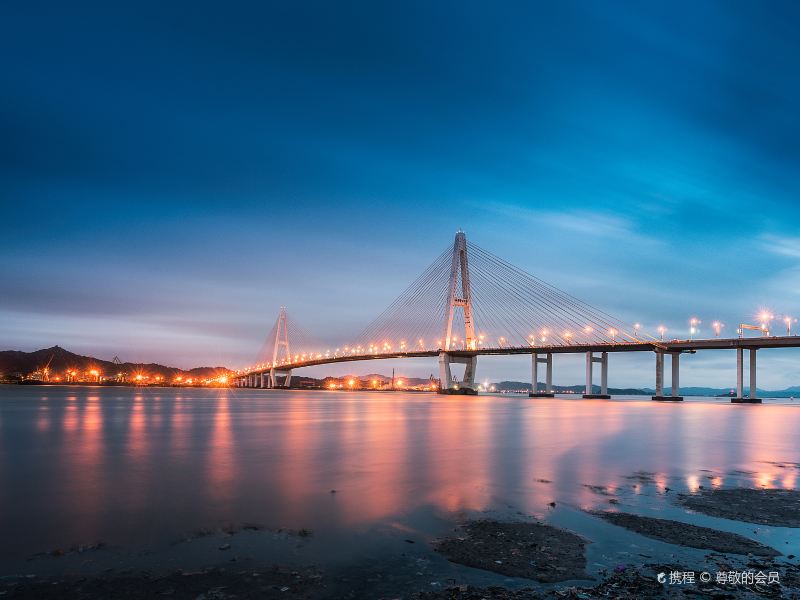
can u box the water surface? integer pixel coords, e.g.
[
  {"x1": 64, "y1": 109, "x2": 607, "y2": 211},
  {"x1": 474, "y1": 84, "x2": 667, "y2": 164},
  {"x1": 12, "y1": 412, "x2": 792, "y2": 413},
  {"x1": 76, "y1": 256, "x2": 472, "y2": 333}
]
[{"x1": 1, "y1": 385, "x2": 798, "y2": 584}]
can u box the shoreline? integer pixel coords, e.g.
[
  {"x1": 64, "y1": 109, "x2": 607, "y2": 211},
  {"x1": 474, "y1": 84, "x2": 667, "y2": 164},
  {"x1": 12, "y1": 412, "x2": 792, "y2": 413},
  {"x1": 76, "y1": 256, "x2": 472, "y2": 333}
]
[{"x1": 2, "y1": 488, "x2": 798, "y2": 599}]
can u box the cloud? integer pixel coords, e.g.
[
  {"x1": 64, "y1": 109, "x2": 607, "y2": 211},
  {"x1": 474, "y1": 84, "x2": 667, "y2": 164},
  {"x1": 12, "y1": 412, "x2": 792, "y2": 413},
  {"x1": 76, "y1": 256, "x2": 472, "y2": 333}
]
[{"x1": 761, "y1": 234, "x2": 800, "y2": 259}]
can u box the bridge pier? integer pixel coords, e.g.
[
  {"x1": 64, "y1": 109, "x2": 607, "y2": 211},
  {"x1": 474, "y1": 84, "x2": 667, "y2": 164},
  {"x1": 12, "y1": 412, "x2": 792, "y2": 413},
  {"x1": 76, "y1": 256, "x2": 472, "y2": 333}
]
[
  {"x1": 438, "y1": 352, "x2": 478, "y2": 394},
  {"x1": 583, "y1": 351, "x2": 610, "y2": 399},
  {"x1": 260, "y1": 372, "x2": 266, "y2": 388},
  {"x1": 732, "y1": 348, "x2": 761, "y2": 403},
  {"x1": 529, "y1": 352, "x2": 554, "y2": 397},
  {"x1": 269, "y1": 368, "x2": 292, "y2": 388},
  {"x1": 652, "y1": 352, "x2": 683, "y2": 401}
]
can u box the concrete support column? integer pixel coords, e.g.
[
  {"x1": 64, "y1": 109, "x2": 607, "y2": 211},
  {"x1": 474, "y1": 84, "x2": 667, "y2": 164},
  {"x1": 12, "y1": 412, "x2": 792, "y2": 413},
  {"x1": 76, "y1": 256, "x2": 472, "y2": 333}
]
[
  {"x1": 529, "y1": 353, "x2": 555, "y2": 397},
  {"x1": 600, "y1": 352, "x2": 608, "y2": 396},
  {"x1": 260, "y1": 372, "x2": 266, "y2": 388},
  {"x1": 736, "y1": 348, "x2": 744, "y2": 399},
  {"x1": 732, "y1": 347, "x2": 762, "y2": 403},
  {"x1": 655, "y1": 352, "x2": 664, "y2": 397},
  {"x1": 439, "y1": 353, "x2": 452, "y2": 391},
  {"x1": 671, "y1": 353, "x2": 680, "y2": 397},
  {"x1": 652, "y1": 351, "x2": 683, "y2": 401},
  {"x1": 585, "y1": 352, "x2": 593, "y2": 395},
  {"x1": 438, "y1": 352, "x2": 478, "y2": 395},
  {"x1": 583, "y1": 352, "x2": 610, "y2": 399}
]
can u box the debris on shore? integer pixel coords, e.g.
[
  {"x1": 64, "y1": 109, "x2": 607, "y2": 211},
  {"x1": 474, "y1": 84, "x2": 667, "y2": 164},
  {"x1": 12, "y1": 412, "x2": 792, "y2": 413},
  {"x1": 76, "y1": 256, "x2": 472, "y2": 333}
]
[
  {"x1": 590, "y1": 510, "x2": 781, "y2": 556},
  {"x1": 414, "y1": 560, "x2": 800, "y2": 599},
  {"x1": 0, "y1": 566, "x2": 326, "y2": 599},
  {"x1": 677, "y1": 488, "x2": 800, "y2": 527},
  {"x1": 434, "y1": 520, "x2": 589, "y2": 582}
]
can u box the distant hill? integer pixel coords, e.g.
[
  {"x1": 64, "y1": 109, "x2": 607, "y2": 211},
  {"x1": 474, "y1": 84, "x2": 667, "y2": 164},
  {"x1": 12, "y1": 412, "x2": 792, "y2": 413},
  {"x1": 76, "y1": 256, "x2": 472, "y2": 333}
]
[
  {"x1": 0, "y1": 346, "x2": 230, "y2": 380},
  {"x1": 495, "y1": 380, "x2": 800, "y2": 398},
  {"x1": 495, "y1": 381, "x2": 650, "y2": 395},
  {"x1": 5, "y1": 348, "x2": 800, "y2": 396}
]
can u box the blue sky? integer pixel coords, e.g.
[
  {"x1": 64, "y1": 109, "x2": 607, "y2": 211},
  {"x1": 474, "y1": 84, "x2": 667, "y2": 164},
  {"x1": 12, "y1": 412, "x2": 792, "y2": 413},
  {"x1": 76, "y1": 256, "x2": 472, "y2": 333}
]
[{"x1": 3, "y1": 1, "x2": 800, "y2": 387}]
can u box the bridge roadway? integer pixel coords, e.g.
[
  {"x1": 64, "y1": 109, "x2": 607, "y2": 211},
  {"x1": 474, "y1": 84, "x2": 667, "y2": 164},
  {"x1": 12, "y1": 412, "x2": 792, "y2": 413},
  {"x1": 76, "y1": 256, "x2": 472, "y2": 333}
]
[
  {"x1": 242, "y1": 335, "x2": 800, "y2": 372},
  {"x1": 234, "y1": 336, "x2": 800, "y2": 403}
]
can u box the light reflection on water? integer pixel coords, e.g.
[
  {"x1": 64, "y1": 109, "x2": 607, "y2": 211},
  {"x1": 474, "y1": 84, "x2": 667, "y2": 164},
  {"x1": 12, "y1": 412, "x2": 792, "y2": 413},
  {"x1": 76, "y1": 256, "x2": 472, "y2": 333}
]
[{"x1": 0, "y1": 386, "x2": 798, "y2": 568}]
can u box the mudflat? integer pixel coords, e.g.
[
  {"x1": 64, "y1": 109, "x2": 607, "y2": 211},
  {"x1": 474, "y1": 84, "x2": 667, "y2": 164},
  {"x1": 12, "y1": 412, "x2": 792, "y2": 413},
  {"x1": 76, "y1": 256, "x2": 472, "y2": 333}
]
[
  {"x1": 677, "y1": 489, "x2": 800, "y2": 527},
  {"x1": 591, "y1": 510, "x2": 781, "y2": 556},
  {"x1": 434, "y1": 520, "x2": 588, "y2": 583}
]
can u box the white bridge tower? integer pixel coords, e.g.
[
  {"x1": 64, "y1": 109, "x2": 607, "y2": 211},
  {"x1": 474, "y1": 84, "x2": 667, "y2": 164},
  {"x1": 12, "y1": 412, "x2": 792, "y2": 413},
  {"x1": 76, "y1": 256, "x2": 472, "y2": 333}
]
[
  {"x1": 439, "y1": 231, "x2": 478, "y2": 393},
  {"x1": 269, "y1": 306, "x2": 293, "y2": 388}
]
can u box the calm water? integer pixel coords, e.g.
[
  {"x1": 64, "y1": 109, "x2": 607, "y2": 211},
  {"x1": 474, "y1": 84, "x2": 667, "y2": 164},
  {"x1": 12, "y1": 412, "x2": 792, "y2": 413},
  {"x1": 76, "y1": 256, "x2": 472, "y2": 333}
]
[{"x1": 1, "y1": 385, "x2": 799, "y2": 583}]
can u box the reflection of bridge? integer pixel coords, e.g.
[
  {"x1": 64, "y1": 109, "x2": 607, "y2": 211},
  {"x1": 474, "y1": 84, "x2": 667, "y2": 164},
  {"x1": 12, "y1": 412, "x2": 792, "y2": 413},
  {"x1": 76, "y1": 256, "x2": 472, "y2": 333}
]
[{"x1": 234, "y1": 232, "x2": 800, "y2": 403}]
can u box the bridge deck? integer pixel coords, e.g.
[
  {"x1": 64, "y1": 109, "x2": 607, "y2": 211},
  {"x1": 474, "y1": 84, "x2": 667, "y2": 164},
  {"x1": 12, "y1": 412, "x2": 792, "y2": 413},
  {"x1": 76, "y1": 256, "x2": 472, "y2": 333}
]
[{"x1": 238, "y1": 336, "x2": 800, "y2": 376}]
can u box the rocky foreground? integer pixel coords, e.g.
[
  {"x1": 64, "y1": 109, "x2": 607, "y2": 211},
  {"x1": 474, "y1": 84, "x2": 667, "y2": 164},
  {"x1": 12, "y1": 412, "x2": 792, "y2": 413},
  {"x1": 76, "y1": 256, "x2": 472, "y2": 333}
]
[{"x1": 2, "y1": 488, "x2": 799, "y2": 599}]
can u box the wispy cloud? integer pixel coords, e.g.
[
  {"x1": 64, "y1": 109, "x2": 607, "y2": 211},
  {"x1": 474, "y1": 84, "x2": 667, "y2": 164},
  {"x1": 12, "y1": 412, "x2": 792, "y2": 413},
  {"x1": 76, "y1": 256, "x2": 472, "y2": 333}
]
[
  {"x1": 537, "y1": 211, "x2": 635, "y2": 237},
  {"x1": 476, "y1": 201, "x2": 660, "y2": 245},
  {"x1": 761, "y1": 235, "x2": 800, "y2": 259}
]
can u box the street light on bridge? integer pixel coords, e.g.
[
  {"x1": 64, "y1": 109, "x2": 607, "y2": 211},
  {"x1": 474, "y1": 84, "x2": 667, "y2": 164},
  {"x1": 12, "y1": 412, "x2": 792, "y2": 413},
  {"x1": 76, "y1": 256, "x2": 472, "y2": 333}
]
[
  {"x1": 658, "y1": 325, "x2": 666, "y2": 341},
  {"x1": 712, "y1": 321, "x2": 723, "y2": 337},
  {"x1": 784, "y1": 316, "x2": 796, "y2": 336},
  {"x1": 689, "y1": 317, "x2": 700, "y2": 340}
]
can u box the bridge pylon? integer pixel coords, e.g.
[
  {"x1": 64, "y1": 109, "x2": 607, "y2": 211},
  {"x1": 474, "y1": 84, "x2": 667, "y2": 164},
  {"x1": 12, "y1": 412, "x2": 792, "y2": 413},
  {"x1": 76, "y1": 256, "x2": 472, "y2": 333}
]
[
  {"x1": 269, "y1": 306, "x2": 293, "y2": 388},
  {"x1": 439, "y1": 231, "x2": 478, "y2": 394}
]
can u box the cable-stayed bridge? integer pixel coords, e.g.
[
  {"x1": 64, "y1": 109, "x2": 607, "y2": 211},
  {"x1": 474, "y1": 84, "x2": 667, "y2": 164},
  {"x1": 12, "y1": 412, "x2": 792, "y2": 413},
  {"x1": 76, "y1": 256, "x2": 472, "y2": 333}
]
[{"x1": 234, "y1": 232, "x2": 800, "y2": 403}]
